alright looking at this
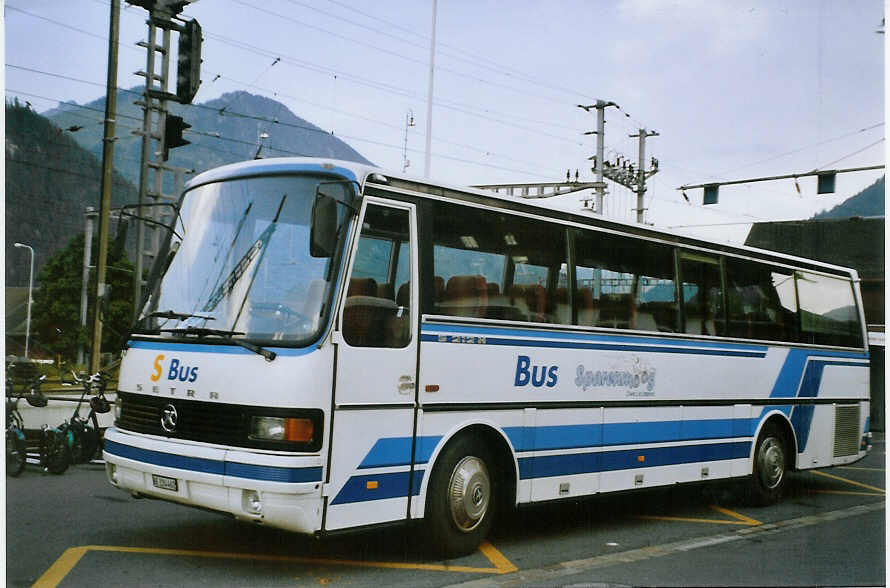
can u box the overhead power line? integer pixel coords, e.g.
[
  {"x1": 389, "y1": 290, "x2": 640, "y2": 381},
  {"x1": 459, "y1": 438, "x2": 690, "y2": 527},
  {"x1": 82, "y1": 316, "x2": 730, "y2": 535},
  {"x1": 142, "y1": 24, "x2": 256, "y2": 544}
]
[
  {"x1": 11, "y1": 2, "x2": 589, "y2": 152},
  {"x1": 8, "y1": 70, "x2": 564, "y2": 182},
  {"x1": 716, "y1": 122, "x2": 885, "y2": 176},
  {"x1": 233, "y1": 0, "x2": 597, "y2": 109}
]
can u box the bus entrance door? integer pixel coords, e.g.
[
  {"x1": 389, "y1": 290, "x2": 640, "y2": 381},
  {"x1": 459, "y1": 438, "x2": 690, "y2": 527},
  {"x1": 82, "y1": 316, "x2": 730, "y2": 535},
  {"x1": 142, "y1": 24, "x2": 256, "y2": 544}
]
[{"x1": 324, "y1": 199, "x2": 419, "y2": 531}]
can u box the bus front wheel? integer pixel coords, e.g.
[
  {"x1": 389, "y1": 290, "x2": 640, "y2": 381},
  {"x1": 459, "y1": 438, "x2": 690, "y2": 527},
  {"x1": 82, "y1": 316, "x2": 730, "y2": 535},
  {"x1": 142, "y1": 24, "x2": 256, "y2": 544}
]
[
  {"x1": 425, "y1": 436, "x2": 495, "y2": 557},
  {"x1": 747, "y1": 423, "x2": 788, "y2": 505}
]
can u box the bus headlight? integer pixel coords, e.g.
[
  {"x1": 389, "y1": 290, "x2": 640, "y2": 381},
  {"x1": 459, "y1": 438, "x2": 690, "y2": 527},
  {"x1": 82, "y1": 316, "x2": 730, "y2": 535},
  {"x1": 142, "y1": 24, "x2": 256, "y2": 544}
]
[
  {"x1": 113, "y1": 394, "x2": 123, "y2": 421},
  {"x1": 249, "y1": 416, "x2": 315, "y2": 443}
]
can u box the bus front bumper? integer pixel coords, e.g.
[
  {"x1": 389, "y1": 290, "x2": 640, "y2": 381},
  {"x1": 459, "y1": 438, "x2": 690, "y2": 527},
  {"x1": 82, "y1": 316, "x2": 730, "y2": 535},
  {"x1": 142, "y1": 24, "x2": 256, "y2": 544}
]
[{"x1": 103, "y1": 427, "x2": 324, "y2": 534}]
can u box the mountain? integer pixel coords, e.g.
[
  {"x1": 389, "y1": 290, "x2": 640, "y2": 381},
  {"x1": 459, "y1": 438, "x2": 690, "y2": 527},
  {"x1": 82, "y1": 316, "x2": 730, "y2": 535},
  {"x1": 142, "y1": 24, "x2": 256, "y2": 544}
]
[
  {"x1": 44, "y1": 88, "x2": 373, "y2": 188},
  {"x1": 5, "y1": 99, "x2": 138, "y2": 287},
  {"x1": 812, "y1": 176, "x2": 884, "y2": 219}
]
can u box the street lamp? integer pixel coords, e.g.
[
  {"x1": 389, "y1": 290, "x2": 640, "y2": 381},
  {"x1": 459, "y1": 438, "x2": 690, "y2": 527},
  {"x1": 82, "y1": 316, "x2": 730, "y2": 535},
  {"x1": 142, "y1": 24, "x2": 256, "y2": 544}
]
[{"x1": 14, "y1": 242, "x2": 34, "y2": 359}]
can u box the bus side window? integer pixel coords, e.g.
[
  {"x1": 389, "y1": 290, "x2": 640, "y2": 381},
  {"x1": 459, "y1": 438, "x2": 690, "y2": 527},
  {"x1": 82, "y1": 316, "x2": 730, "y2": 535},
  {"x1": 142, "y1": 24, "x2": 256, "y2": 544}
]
[
  {"x1": 725, "y1": 260, "x2": 798, "y2": 343},
  {"x1": 796, "y1": 271, "x2": 862, "y2": 347},
  {"x1": 679, "y1": 253, "x2": 724, "y2": 336},
  {"x1": 573, "y1": 229, "x2": 677, "y2": 332},
  {"x1": 430, "y1": 201, "x2": 567, "y2": 324},
  {"x1": 343, "y1": 205, "x2": 412, "y2": 348}
]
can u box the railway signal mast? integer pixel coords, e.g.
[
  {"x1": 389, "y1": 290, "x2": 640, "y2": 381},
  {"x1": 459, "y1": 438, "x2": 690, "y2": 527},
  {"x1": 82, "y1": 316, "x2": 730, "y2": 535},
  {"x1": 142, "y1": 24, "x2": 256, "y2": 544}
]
[{"x1": 125, "y1": 0, "x2": 203, "y2": 317}]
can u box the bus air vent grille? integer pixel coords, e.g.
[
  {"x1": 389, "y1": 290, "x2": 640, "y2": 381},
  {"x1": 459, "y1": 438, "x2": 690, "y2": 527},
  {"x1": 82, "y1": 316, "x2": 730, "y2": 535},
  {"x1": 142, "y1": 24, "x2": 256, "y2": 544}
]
[
  {"x1": 116, "y1": 392, "x2": 244, "y2": 446},
  {"x1": 833, "y1": 405, "x2": 860, "y2": 457}
]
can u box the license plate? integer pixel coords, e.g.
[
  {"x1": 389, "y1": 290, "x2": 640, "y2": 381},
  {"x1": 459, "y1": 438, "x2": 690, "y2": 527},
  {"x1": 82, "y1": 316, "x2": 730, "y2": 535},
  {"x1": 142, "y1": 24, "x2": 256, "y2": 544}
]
[{"x1": 152, "y1": 474, "x2": 178, "y2": 492}]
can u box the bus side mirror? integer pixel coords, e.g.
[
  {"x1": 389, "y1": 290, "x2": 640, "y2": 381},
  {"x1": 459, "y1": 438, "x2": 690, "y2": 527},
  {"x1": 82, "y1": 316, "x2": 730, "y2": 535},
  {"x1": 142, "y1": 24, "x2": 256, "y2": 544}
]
[
  {"x1": 310, "y1": 193, "x2": 338, "y2": 258},
  {"x1": 310, "y1": 181, "x2": 358, "y2": 258}
]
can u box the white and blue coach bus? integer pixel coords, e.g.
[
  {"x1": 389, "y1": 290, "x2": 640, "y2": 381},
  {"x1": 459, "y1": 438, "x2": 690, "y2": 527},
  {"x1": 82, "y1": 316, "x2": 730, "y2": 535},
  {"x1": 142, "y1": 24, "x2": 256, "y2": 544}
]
[{"x1": 105, "y1": 157, "x2": 871, "y2": 555}]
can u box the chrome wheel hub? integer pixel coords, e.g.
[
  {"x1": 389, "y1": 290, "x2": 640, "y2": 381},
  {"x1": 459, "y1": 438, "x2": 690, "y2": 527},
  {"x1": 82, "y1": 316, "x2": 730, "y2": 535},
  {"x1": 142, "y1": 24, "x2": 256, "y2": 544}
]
[
  {"x1": 447, "y1": 456, "x2": 491, "y2": 533},
  {"x1": 758, "y1": 436, "x2": 785, "y2": 490}
]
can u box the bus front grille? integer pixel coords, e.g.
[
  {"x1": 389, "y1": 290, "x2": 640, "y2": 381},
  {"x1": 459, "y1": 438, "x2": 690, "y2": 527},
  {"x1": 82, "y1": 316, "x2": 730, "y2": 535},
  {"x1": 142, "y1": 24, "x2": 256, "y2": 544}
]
[
  {"x1": 833, "y1": 405, "x2": 860, "y2": 457},
  {"x1": 116, "y1": 392, "x2": 245, "y2": 446}
]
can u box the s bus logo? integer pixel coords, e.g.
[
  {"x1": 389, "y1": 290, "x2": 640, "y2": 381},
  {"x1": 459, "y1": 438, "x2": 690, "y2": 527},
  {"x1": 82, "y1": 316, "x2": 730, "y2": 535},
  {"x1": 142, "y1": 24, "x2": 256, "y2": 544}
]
[
  {"x1": 151, "y1": 354, "x2": 165, "y2": 382},
  {"x1": 150, "y1": 354, "x2": 199, "y2": 383}
]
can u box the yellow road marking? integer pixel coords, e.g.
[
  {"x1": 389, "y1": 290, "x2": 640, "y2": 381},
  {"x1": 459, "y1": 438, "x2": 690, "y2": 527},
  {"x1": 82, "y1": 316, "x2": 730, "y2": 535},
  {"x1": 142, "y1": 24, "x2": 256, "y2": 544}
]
[
  {"x1": 637, "y1": 514, "x2": 754, "y2": 526},
  {"x1": 836, "y1": 466, "x2": 885, "y2": 472},
  {"x1": 479, "y1": 541, "x2": 519, "y2": 573},
  {"x1": 813, "y1": 489, "x2": 886, "y2": 497},
  {"x1": 32, "y1": 541, "x2": 517, "y2": 587},
  {"x1": 811, "y1": 470, "x2": 886, "y2": 494},
  {"x1": 637, "y1": 504, "x2": 760, "y2": 527},
  {"x1": 33, "y1": 546, "x2": 89, "y2": 588},
  {"x1": 708, "y1": 504, "x2": 762, "y2": 526}
]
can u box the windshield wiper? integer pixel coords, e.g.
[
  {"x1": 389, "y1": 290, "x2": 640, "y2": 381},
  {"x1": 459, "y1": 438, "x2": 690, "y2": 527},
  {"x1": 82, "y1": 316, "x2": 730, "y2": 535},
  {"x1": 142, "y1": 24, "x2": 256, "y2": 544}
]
[
  {"x1": 148, "y1": 310, "x2": 216, "y2": 321},
  {"x1": 160, "y1": 327, "x2": 277, "y2": 361}
]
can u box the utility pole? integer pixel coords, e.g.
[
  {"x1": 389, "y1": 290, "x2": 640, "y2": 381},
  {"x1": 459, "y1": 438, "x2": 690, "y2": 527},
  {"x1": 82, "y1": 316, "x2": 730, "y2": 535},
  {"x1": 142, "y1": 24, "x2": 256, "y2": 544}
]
[
  {"x1": 578, "y1": 100, "x2": 617, "y2": 214},
  {"x1": 629, "y1": 129, "x2": 659, "y2": 223},
  {"x1": 90, "y1": 0, "x2": 120, "y2": 374},
  {"x1": 79, "y1": 207, "x2": 97, "y2": 366},
  {"x1": 424, "y1": 0, "x2": 437, "y2": 178}
]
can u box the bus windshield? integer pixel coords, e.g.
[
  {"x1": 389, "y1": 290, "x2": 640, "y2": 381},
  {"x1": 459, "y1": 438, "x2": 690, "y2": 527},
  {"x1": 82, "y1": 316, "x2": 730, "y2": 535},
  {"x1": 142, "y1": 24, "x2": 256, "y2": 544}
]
[{"x1": 139, "y1": 174, "x2": 349, "y2": 345}]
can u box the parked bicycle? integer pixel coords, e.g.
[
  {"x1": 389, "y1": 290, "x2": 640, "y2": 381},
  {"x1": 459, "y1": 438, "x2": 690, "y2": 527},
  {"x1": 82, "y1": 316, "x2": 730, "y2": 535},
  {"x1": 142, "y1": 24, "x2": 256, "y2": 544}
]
[
  {"x1": 60, "y1": 371, "x2": 111, "y2": 464},
  {"x1": 5, "y1": 362, "x2": 70, "y2": 475},
  {"x1": 6, "y1": 371, "x2": 27, "y2": 477}
]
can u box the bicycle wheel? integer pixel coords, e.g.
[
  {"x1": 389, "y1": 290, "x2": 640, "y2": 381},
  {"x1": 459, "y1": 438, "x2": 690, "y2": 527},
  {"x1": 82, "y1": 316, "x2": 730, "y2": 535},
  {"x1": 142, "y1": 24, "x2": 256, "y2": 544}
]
[
  {"x1": 6, "y1": 427, "x2": 27, "y2": 476},
  {"x1": 43, "y1": 429, "x2": 70, "y2": 475}
]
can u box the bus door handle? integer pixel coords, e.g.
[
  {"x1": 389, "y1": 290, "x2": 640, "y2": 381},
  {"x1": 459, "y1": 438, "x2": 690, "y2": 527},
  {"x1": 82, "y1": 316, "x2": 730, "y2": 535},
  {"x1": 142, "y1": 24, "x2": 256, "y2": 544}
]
[{"x1": 398, "y1": 375, "x2": 415, "y2": 394}]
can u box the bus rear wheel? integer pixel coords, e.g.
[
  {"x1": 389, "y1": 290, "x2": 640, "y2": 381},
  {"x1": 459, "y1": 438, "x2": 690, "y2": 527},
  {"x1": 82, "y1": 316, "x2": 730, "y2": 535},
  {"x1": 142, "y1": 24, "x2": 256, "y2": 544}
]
[
  {"x1": 747, "y1": 423, "x2": 788, "y2": 505},
  {"x1": 425, "y1": 436, "x2": 495, "y2": 557}
]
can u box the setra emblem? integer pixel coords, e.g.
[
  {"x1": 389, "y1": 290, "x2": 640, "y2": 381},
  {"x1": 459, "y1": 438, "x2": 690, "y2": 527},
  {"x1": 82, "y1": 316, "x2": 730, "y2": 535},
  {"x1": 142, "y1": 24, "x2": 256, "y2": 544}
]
[{"x1": 160, "y1": 404, "x2": 179, "y2": 433}]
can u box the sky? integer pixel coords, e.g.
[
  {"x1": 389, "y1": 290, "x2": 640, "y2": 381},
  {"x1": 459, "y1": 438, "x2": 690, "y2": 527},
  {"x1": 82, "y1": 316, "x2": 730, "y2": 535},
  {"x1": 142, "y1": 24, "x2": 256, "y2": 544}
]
[{"x1": 4, "y1": 0, "x2": 886, "y2": 244}]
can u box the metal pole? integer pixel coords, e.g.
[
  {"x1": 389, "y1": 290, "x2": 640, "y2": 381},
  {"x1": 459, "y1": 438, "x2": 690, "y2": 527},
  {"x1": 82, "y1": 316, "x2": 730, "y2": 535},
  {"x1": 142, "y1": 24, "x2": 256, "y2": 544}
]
[
  {"x1": 595, "y1": 100, "x2": 606, "y2": 214},
  {"x1": 635, "y1": 130, "x2": 645, "y2": 223},
  {"x1": 78, "y1": 208, "x2": 97, "y2": 366},
  {"x1": 423, "y1": 0, "x2": 437, "y2": 178},
  {"x1": 134, "y1": 20, "x2": 158, "y2": 320},
  {"x1": 91, "y1": 0, "x2": 120, "y2": 374},
  {"x1": 678, "y1": 164, "x2": 885, "y2": 190},
  {"x1": 14, "y1": 243, "x2": 33, "y2": 359}
]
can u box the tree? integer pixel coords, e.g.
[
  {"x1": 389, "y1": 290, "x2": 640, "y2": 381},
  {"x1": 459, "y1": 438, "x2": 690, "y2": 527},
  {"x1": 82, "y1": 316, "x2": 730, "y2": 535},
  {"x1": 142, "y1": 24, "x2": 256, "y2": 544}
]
[{"x1": 31, "y1": 233, "x2": 135, "y2": 363}]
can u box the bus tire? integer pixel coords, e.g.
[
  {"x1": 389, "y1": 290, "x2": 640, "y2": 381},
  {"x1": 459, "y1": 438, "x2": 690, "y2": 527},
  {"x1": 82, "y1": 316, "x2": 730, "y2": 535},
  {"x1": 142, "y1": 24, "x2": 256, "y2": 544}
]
[
  {"x1": 747, "y1": 423, "x2": 787, "y2": 505},
  {"x1": 425, "y1": 436, "x2": 496, "y2": 557}
]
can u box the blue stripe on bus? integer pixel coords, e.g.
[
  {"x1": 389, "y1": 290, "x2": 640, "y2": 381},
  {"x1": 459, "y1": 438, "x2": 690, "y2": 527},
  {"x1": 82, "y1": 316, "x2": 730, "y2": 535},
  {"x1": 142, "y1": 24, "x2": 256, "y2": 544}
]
[
  {"x1": 422, "y1": 323, "x2": 769, "y2": 352},
  {"x1": 769, "y1": 349, "x2": 868, "y2": 399},
  {"x1": 518, "y1": 441, "x2": 751, "y2": 479},
  {"x1": 357, "y1": 436, "x2": 442, "y2": 468},
  {"x1": 767, "y1": 351, "x2": 868, "y2": 453},
  {"x1": 127, "y1": 340, "x2": 316, "y2": 356},
  {"x1": 330, "y1": 470, "x2": 424, "y2": 505},
  {"x1": 420, "y1": 333, "x2": 766, "y2": 358},
  {"x1": 104, "y1": 440, "x2": 323, "y2": 483},
  {"x1": 503, "y1": 418, "x2": 758, "y2": 452}
]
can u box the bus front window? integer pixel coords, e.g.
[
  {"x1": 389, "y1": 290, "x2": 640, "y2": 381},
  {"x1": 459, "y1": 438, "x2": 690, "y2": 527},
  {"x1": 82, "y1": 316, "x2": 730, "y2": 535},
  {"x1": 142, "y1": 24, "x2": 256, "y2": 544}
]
[{"x1": 141, "y1": 174, "x2": 350, "y2": 345}]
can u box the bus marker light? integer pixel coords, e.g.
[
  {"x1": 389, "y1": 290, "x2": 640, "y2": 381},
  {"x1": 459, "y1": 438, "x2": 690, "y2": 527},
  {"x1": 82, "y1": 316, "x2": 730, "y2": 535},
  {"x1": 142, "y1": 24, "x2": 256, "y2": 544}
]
[
  {"x1": 366, "y1": 481, "x2": 378, "y2": 490},
  {"x1": 637, "y1": 455, "x2": 645, "y2": 463},
  {"x1": 425, "y1": 385, "x2": 440, "y2": 393},
  {"x1": 244, "y1": 490, "x2": 263, "y2": 514}
]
